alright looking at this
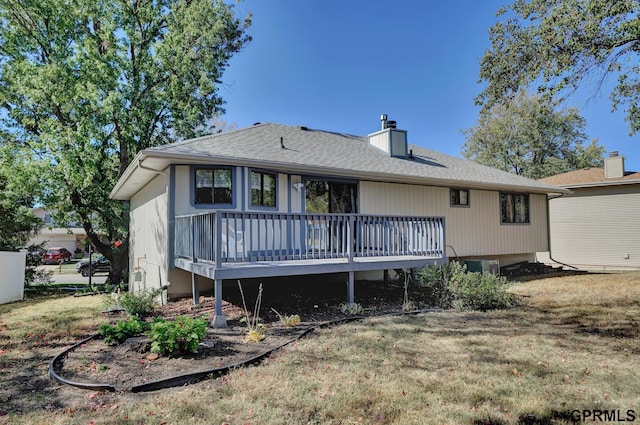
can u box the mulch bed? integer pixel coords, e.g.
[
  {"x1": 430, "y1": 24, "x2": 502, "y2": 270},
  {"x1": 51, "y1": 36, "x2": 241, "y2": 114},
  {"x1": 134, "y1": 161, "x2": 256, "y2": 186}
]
[{"x1": 54, "y1": 279, "x2": 415, "y2": 392}]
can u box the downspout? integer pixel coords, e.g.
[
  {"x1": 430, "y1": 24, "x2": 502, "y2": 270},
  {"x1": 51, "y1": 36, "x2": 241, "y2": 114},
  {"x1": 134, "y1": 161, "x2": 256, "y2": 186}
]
[{"x1": 546, "y1": 193, "x2": 579, "y2": 270}]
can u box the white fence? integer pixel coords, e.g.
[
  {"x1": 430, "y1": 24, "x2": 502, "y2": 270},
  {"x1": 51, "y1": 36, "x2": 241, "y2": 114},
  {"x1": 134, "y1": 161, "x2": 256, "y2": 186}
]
[{"x1": 0, "y1": 251, "x2": 26, "y2": 304}]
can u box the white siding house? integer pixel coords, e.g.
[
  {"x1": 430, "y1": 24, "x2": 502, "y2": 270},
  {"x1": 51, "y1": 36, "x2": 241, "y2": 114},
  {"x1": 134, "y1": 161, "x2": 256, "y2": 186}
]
[
  {"x1": 111, "y1": 117, "x2": 565, "y2": 326},
  {"x1": 540, "y1": 152, "x2": 640, "y2": 270}
]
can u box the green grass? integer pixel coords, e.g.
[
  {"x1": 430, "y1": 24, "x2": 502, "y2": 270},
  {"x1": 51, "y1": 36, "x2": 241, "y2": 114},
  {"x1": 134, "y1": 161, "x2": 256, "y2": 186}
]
[{"x1": 2, "y1": 272, "x2": 640, "y2": 424}]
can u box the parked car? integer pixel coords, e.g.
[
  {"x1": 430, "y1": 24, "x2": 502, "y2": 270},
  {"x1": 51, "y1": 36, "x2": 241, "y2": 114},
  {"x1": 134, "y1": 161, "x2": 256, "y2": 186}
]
[
  {"x1": 41, "y1": 247, "x2": 72, "y2": 264},
  {"x1": 76, "y1": 255, "x2": 111, "y2": 276}
]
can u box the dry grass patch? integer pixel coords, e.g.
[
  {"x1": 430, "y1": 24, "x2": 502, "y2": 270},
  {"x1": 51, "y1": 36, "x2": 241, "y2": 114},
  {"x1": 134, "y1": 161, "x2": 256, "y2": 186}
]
[{"x1": 3, "y1": 272, "x2": 640, "y2": 424}]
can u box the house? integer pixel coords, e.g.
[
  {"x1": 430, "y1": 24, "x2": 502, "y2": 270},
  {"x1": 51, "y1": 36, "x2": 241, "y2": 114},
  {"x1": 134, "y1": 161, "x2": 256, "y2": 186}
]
[
  {"x1": 539, "y1": 152, "x2": 640, "y2": 270},
  {"x1": 110, "y1": 116, "x2": 565, "y2": 327},
  {"x1": 29, "y1": 208, "x2": 86, "y2": 257}
]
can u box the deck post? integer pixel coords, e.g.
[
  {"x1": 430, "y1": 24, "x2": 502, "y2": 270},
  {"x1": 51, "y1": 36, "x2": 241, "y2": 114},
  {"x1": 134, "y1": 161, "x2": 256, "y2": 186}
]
[
  {"x1": 347, "y1": 271, "x2": 355, "y2": 306},
  {"x1": 191, "y1": 273, "x2": 200, "y2": 307},
  {"x1": 211, "y1": 279, "x2": 227, "y2": 328}
]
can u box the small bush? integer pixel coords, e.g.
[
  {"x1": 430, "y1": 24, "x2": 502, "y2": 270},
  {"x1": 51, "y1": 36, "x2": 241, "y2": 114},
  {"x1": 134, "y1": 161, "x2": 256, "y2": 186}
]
[
  {"x1": 339, "y1": 302, "x2": 364, "y2": 315},
  {"x1": 119, "y1": 288, "x2": 163, "y2": 318},
  {"x1": 418, "y1": 262, "x2": 514, "y2": 311},
  {"x1": 417, "y1": 261, "x2": 466, "y2": 308},
  {"x1": 99, "y1": 317, "x2": 147, "y2": 345},
  {"x1": 148, "y1": 315, "x2": 208, "y2": 356},
  {"x1": 449, "y1": 271, "x2": 515, "y2": 311}
]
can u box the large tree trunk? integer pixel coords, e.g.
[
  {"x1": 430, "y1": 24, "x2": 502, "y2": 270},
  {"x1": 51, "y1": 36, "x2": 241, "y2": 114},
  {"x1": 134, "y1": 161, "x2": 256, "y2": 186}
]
[{"x1": 109, "y1": 241, "x2": 129, "y2": 286}]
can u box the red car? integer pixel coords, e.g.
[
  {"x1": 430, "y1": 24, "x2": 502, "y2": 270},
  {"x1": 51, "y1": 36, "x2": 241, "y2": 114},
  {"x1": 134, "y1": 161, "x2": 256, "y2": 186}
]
[{"x1": 42, "y1": 247, "x2": 72, "y2": 264}]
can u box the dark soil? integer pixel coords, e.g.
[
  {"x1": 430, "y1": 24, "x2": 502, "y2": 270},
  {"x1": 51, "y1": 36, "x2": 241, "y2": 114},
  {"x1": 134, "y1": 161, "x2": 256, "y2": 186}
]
[{"x1": 53, "y1": 278, "x2": 418, "y2": 392}]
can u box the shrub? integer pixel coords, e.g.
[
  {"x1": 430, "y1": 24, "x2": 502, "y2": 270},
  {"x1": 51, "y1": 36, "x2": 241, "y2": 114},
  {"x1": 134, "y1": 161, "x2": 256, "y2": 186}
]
[
  {"x1": 418, "y1": 262, "x2": 514, "y2": 311},
  {"x1": 148, "y1": 315, "x2": 208, "y2": 355},
  {"x1": 99, "y1": 317, "x2": 147, "y2": 345},
  {"x1": 417, "y1": 261, "x2": 466, "y2": 308},
  {"x1": 119, "y1": 288, "x2": 163, "y2": 318}
]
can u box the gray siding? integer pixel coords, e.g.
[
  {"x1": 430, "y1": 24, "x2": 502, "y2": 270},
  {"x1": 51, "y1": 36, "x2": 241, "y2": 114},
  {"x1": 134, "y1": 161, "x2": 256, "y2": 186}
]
[{"x1": 549, "y1": 185, "x2": 640, "y2": 268}]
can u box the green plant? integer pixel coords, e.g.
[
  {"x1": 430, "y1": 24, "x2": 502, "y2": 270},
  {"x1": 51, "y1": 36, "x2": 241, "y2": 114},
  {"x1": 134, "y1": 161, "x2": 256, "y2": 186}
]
[
  {"x1": 271, "y1": 308, "x2": 301, "y2": 327},
  {"x1": 418, "y1": 262, "x2": 514, "y2": 311},
  {"x1": 339, "y1": 302, "x2": 364, "y2": 315},
  {"x1": 99, "y1": 316, "x2": 147, "y2": 345},
  {"x1": 147, "y1": 316, "x2": 208, "y2": 356},
  {"x1": 449, "y1": 271, "x2": 515, "y2": 311},
  {"x1": 119, "y1": 288, "x2": 163, "y2": 318},
  {"x1": 238, "y1": 281, "x2": 266, "y2": 342}
]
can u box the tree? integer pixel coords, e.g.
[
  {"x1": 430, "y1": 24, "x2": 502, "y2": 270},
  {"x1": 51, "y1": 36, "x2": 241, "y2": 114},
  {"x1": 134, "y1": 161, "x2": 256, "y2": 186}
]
[
  {"x1": 477, "y1": 0, "x2": 640, "y2": 134},
  {"x1": 0, "y1": 0, "x2": 251, "y2": 284},
  {"x1": 462, "y1": 92, "x2": 604, "y2": 179}
]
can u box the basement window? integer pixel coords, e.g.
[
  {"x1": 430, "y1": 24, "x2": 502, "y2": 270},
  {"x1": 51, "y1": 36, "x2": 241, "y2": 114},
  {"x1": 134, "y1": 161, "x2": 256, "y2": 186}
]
[
  {"x1": 500, "y1": 193, "x2": 529, "y2": 224},
  {"x1": 450, "y1": 188, "x2": 470, "y2": 207}
]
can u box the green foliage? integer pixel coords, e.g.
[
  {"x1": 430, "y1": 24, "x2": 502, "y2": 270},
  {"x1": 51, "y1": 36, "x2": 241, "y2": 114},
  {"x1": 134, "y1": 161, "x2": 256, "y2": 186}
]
[
  {"x1": 339, "y1": 302, "x2": 364, "y2": 315},
  {"x1": 98, "y1": 316, "x2": 147, "y2": 346},
  {"x1": 449, "y1": 271, "x2": 516, "y2": 312},
  {"x1": 0, "y1": 0, "x2": 251, "y2": 284},
  {"x1": 119, "y1": 288, "x2": 163, "y2": 318},
  {"x1": 418, "y1": 262, "x2": 515, "y2": 311},
  {"x1": 0, "y1": 145, "x2": 43, "y2": 253},
  {"x1": 148, "y1": 316, "x2": 208, "y2": 356},
  {"x1": 463, "y1": 91, "x2": 604, "y2": 179},
  {"x1": 477, "y1": 0, "x2": 640, "y2": 135}
]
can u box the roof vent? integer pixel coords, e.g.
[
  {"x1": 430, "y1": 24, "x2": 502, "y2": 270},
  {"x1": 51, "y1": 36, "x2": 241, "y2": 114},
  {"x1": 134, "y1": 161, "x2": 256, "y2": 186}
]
[{"x1": 609, "y1": 151, "x2": 619, "y2": 157}]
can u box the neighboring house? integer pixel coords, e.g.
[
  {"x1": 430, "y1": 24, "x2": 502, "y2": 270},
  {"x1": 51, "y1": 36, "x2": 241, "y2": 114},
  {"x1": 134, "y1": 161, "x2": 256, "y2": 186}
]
[
  {"x1": 29, "y1": 208, "x2": 86, "y2": 256},
  {"x1": 539, "y1": 152, "x2": 640, "y2": 270},
  {"x1": 110, "y1": 116, "x2": 565, "y2": 327}
]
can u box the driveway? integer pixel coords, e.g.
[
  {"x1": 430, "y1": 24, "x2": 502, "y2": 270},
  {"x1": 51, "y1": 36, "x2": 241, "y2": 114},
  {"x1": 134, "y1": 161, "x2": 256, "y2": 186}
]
[{"x1": 38, "y1": 263, "x2": 108, "y2": 285}]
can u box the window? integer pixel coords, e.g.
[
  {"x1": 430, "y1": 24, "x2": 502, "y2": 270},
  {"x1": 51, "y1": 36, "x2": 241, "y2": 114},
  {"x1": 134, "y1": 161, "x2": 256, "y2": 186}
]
[
  {"x1": 305, "y1": 180, "x2": 358, "y2": 213},
  {"x1": 500, "y1": 193, "x2": 529, "y2": 224},
  {"x1": 450, "y1": 188, "x2": 469, "y2": 207},
  {"x1": 251, "y1": 170, "x2": 276, "y2": 207},
  {"x1": 194, "y1": 167, "x2": 232, "y2": 205}
]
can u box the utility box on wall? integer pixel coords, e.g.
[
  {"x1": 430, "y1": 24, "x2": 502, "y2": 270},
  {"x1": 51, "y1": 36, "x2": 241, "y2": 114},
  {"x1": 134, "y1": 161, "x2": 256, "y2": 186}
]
[{"x1": 465, "y1": 259, "x2": 500, "y2": 275}]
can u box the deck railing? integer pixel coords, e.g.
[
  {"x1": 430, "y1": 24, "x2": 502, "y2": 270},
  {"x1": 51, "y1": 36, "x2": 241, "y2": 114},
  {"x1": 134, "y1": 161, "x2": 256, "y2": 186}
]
[{"x1": 174, "y1": 211, "x2": 445, "y2": 266}]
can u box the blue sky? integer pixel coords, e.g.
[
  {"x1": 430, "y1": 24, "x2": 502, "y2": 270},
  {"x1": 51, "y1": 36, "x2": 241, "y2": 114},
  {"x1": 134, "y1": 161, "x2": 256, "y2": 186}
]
[{"x1": 220, "y1": 1, "x2": 640, "y2": 172}]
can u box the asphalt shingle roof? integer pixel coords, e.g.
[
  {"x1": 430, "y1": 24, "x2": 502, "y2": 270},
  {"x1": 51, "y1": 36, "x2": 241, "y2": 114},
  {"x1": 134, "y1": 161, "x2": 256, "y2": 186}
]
[
  {"x1": 145, "y1": 123, "x2": 562, "y2": 193},
  {"x1": 539, "y1": 167, "x2": 640, "y2": 187}
]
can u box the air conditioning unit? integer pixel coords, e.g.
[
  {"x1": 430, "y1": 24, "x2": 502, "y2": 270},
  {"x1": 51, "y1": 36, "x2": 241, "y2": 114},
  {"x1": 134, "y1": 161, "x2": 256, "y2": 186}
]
[{"x1": 465, "y1": 259, "x2": 500, "y2": 275}]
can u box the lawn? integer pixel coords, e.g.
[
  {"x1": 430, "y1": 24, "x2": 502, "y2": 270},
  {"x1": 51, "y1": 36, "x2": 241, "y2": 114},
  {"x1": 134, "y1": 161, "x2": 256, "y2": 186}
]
[{"x1": 1, "y1": 272, "x2": 639, "y2": 424}]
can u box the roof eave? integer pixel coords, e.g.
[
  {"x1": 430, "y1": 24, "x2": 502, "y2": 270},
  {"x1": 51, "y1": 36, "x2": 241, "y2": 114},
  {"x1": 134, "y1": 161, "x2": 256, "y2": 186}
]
[
  {"x1": 111, "y1": 150, "x2": 568, "y2": 199},
  {"x1": 557, "y1": 179, "x2": 640, "y2": 189}
]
